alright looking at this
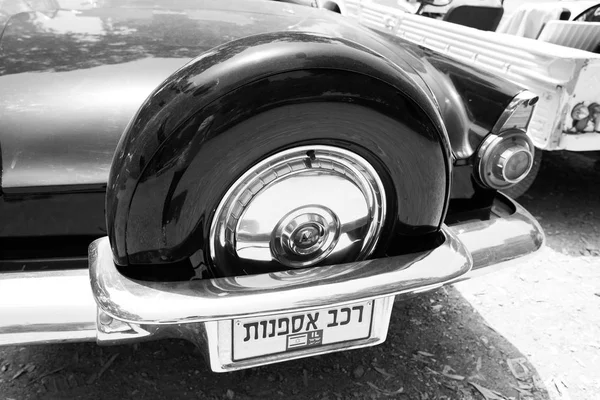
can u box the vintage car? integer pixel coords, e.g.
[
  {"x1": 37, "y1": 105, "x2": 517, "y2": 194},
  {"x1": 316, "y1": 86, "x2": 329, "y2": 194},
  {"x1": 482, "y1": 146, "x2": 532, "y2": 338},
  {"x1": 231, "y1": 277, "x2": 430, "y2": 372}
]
[{"x1": 0, "y1": 0, "x2": 544, "y2": 372}]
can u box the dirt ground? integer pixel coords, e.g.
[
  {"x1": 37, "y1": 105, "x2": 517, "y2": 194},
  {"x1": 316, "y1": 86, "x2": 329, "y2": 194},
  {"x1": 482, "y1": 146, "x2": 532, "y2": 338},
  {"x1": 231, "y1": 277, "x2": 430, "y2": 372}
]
[
  {"x1": 457, "y1": 150, "x2": 600, "y2": 400},
  {"x1": 0, "y1": 150, "x2": 599, "y2": 400}
]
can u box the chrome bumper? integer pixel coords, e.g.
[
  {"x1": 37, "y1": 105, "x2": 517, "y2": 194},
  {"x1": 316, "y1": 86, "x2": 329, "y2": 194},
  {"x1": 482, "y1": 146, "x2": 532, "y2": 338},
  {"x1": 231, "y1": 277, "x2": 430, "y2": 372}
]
[{"x1": 0, "y1": 193, "x2": 544, "y2": 370}]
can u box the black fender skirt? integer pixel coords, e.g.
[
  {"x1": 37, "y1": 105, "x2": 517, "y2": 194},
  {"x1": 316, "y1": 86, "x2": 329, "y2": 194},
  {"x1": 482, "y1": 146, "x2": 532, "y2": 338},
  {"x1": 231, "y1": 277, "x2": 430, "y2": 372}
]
[{"x1": 106, "y1": 31, "x2": 452, "y2": 267}]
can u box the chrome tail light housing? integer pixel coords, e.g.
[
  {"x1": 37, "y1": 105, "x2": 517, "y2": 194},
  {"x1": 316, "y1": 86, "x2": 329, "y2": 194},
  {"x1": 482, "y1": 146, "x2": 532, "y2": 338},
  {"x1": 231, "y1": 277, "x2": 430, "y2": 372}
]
[
  {"x1": 474, "y1": 90, "x2": 538, "y2": 190},
  {"x1": 474, "y1": 130, "x2": 535, "y2": 190}
]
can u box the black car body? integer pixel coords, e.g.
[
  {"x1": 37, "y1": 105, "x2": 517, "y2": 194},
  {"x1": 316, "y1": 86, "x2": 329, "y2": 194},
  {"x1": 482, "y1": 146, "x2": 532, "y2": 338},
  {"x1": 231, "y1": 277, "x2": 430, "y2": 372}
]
[{"x1": 0, "y1": 0, "x2": 543, "y2": 372}]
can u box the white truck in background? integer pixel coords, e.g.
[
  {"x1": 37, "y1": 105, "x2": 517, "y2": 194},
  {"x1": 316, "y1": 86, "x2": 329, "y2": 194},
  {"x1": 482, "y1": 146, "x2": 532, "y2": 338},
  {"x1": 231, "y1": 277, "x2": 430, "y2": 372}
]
[{"x1": 323, "y1": 0, "x2": 600, "y2": 196}]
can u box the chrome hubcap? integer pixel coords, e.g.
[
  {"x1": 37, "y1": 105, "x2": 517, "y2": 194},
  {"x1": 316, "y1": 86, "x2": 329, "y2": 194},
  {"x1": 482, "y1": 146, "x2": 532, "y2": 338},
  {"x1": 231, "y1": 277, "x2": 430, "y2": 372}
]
[
  {"x1": 272, "y1": 205, "x2": 340, "y2": 267},
  {"x1": 209, "y1": 145, "x2": 387, "y2": 272}
]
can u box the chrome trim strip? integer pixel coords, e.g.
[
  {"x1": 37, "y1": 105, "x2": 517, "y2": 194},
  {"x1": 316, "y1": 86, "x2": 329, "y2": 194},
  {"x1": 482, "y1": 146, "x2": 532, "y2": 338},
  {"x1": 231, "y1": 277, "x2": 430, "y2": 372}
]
[
  {"x1": 0, "y1": 256, "x2": 88, "y2": 272},
  {"x1": 0, "y1": 269, "x2": 97, "y2": 346},
  {"x1": 90, "y1": 226, "x2": 472, "y2": 325},
  {"x1": 491, "y1": 90, "x2": 539, "y2": 134}
]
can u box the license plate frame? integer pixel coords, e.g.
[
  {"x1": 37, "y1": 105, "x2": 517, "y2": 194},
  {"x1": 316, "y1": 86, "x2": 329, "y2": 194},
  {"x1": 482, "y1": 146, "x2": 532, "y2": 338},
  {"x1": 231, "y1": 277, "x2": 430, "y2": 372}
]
[{"x1": 204, "y1": 296, "x2": 395, "y2": 372}]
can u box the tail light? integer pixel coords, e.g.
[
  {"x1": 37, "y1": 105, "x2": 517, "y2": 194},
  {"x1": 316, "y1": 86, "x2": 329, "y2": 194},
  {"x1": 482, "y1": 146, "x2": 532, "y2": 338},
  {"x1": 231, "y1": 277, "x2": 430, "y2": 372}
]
[
  {"x1": 474, "y1": 91, "x2": 538, "y2": 190},
  {"x1": 475, "y1": 130, "x2": 535, "y2": 189}
]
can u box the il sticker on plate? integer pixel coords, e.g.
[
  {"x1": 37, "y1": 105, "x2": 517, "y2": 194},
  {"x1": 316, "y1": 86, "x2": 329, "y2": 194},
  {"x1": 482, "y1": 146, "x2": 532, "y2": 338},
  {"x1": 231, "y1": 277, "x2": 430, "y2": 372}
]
[{"x1": 232, "y1": 300, "x2": 374, "y2": 361}]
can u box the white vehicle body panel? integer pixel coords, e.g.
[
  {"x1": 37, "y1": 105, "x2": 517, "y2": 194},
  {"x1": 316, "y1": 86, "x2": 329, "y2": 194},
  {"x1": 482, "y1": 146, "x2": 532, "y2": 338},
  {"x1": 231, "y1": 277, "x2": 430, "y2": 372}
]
[{"x1": 343, "y1": 0, "x2": 600, "y2": 151}]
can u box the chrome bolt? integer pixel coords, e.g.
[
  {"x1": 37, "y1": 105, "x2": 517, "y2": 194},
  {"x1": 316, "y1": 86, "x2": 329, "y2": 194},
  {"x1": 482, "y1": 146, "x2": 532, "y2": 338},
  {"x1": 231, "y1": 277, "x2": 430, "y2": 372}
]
[{"x1": 98, "y1": 312, "x2": 113, "y2": 326}]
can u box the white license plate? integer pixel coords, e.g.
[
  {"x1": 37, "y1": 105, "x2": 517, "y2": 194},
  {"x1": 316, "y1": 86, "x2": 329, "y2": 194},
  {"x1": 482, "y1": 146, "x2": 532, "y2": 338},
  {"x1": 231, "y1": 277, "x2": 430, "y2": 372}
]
[{"x1": 232, "y1": 300, "x2": 374, "y2": 361}]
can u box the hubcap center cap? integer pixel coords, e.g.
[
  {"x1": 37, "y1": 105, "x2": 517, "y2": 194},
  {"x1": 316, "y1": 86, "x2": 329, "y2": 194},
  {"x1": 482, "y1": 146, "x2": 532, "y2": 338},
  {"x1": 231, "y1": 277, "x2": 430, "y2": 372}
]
[
  {"x1": 293, "y1": 224, "x2": 324, "y2": 250},
  {"x1": 272, "y1": 206, "x2": 341, "y2": 266}
]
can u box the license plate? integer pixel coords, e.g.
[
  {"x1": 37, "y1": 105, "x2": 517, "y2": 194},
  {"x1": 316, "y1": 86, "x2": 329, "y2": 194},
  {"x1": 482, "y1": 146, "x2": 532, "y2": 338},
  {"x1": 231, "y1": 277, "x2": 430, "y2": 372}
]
[{"x1": 232, "y1": 300, "x2": 374, "y2": 361}]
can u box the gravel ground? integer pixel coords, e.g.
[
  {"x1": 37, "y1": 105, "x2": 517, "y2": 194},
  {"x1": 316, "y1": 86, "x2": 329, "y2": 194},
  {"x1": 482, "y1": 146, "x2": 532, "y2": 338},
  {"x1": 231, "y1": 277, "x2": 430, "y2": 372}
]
[
  {"x1": 456, "y1": 150, "x2": 600, "y2": 400},
  {"x1": 0, "y1": 150, "x2": 598, "y2": 400}
]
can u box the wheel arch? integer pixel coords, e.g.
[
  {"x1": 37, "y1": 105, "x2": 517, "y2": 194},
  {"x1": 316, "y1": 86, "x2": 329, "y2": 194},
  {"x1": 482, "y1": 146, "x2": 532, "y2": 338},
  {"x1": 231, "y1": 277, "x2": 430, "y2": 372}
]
[{"x1": 106, "y1": 31, "x2": 452, "y2": 267}]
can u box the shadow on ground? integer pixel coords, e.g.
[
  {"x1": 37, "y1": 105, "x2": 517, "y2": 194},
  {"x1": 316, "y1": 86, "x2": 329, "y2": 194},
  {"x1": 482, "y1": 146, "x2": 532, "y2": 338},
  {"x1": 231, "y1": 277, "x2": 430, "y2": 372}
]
[{"x1": 0, "y1": 287, "x2": 549, "y2": 399}]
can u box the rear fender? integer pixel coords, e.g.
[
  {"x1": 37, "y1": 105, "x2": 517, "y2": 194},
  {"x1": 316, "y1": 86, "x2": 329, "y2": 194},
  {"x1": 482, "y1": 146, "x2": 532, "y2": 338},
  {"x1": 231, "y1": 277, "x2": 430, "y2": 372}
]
[{"x1": 106, "y1": 31, "x2": 452, "y2": 266}]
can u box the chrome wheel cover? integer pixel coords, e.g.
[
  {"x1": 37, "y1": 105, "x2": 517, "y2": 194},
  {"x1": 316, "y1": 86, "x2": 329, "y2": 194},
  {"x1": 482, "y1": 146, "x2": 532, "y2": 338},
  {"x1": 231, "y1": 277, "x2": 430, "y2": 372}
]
[{"x1": 209, "y1": 145, "x2": 387, "y2": 272}]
